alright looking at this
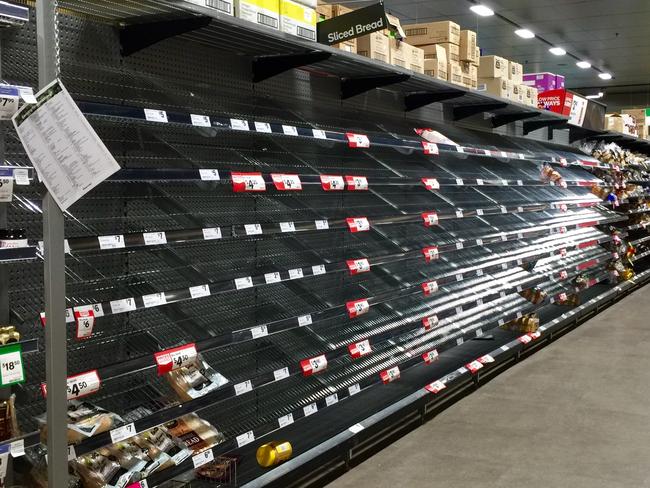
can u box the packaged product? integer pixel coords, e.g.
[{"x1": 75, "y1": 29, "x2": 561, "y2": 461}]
[
  {"x1": 37, "y1": 400, "x2": 122, "y2": 444},
  {"x1": 165, "y1": 413, "x2": 225, "y2": 454},
  {"x1": 164, "y1": 354, "x2": 229, "y2": 401},
  {"x1": 0, "y1": 394, "x2": 19, "y2": 441}
]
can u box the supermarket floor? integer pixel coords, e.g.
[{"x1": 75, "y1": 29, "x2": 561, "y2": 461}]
[{"x1": 327, "y1": 287, "x2": 650, "y2": 488}]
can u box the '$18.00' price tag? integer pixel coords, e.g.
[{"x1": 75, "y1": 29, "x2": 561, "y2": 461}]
[{"x1": 154, "y1": 343, "x2": 197, "y2": 375}]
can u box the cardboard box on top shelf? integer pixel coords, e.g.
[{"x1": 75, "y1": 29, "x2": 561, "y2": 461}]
[
  {"x1": 357, "y1": 31, "x2": 390, "y2": 63},
  {"x1": 407, "y1": 44, "x2": 424, "y2": 73},
  {"x1": 459, "y1": 30, "x2": 477, "y2": 63},
  {"x1": 448, "y1": 61, "x2": 462, "y2": 85},
  {"x1": 473, "y1": 46, "x2": 480, "y2": 66},
  {"x1": 622, "y1": 108, "x2": 650, "y2": 136},
  {"x1": 438, "y1": 42, "x2": 459, "y2": 62},
  {"x1": 280, "y1": 0, "x2": 316, "y2": 40},
  {"x1": 421, "y1": 43, "x2": 445, "y2": 61},
  {"x1": 505, "y1": 79, "x2": 514, "y2": 100},
  {"x1": 478, "y1": 55, "x2": 507, "y2": 78},
  {"x1": 555, "y1": 74, "x2": 565, "y2": 89},
  {"x1": 389, "y1": 38, "x2": 408, "y2": 68},
  {"x1": 459, "y1": 61, "x2": 476, "y2": 87},
  {"x1": 513, "y1": 84, "x2": 525, "y2": 103},
  {"x1": 606, "y1": 114, "x2": 624, "y2": 133},
  {"x1": 424, "y1": 58, "x2": 447, "y2": 80},
  {"x1": 477, "y1": 77, "x2": 508, "y2": 98},
  {"x1": 523, "y1": 85, "x2": 538, "y2": 106},
  {"x1": 469, "y1": 64, "x2": 477, "y2": 89},
  {"x1": 188, "y1": 0, "x2": 234, "y2": 15},
  {"x1": 522, "y1": 72, "x2": 556, "y2": 93},
  {"x1": 315, "y1": 3, "x2": 356, "y2": 52},
  {"x1": 235, "y1": 0, "x2": 280, "y2": 29},
  {"x1": 508, "y1": 61, "x2": 523, "y2": 84},
  {"x1": 404, "y1": 20, "x2": 460, "y2": 45}
]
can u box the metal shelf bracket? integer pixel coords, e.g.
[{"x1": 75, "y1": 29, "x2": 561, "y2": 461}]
[
  {"x1": 523, "y1": 118, "x2": 567, "y2": 135},
  {"x1": 453, "y1": 102, "x2": 507, "y2": 121},
  {"x1": 252, "y1": 50, "x2": 331, "y2": 82},
  {"x1": 404, "y1": 89, "x2": 465, "y2": 111},
  {"x1": 491, "y1": 111, "x2": 540, "y2": 128},
  {"x1": 120, "y1": 15, "x2": 212, "y2": 57},
  {"x1": 341, "y1": 73, "x2": 410, "y2": 99}
]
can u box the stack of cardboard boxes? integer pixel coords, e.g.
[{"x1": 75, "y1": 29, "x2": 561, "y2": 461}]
[
  {"x1": 477, "y1": 56, "x2": 537, "y2": 106},
  {"x1": 607, "y1": 109, "x2": 650, "y2": 138},
  {"x1": 403, "y1": 21, "x2": 479, "y2": 88},
  {"x1": 621, "y1": 108, "x2": 650, "y2": 140},
  {"x1": 523, "y1": 72, "x2": 565, "y2": 93}
]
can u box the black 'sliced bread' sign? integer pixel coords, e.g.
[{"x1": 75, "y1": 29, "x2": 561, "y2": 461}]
[{"x1": 317, "y1": 3, "x2": 387, "y2": 45}]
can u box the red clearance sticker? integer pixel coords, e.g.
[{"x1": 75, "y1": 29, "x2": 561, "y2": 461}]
[
  {"x1": 421, "y1": 177, "x2": 440, "y2": 190},
  {"x1": 74, "y1": 309, "x2": 95, "y2": 340},
  {"x1": 231, "y1": 172, "x2": 266, "y2": 192},
  {"x1": 345, "y1": 175, "x2": 368, "y2": 190},
  {"x1": 346, "y1": 258, "x2": 370, "y2": 275},
  {"x1": 271, "y1": 173, "x2": 302, "y2": 191},
  {"x1": 379, "y1": 366, "x2": 400, "y2": 384},
  {"x1": 577, "y1": 259, "x2": 598, "y2": 270},
  {"x1": 154, "y1": 343, "x2": 197, "y2": 375},
  {"x1": 348, "y1": 339, "x2": 372, "y2": 358},
  {"x1": 421, "y1": 280, "x2": 439, "y2": 296},
  {"x1": 466, "y1": 360, "x2": 483, "y2": 373},
  {"x1": 345, "y1": 132, "x2": 370, "y2": 148},
  {"x1": 422, "y1": 314, "x2": 439, "y2": 330},
  {"x1": 421, "y1": 211, "x2": 439, "y2": 227},
  {"x1": 578, "y1": 239, "x2": 597, "y2": 249},
  {"x1": 422, "y1": 349, "x2": 439, "y2": 364},
  {"x1": 422, "y1": 141, "x2": 439, "y2": 155},
  {"x1": 320, "y1": 174, "x2": 345, "y2": 191},
  {"x1": 577, "y1": 180, "x2": 594, "y2": 187},
  {"x1": 346, "y1": 299, "x2": 369, "y2": 318},
  {"x1": 346, "y1": 217, "x2": 370, "y2": 232},
  {"x1": 300, "y1": 354, "x2": 328, "y2": 376},
  {"x1": 424, "y1": 380, "x2": 446, "y2": 393},
  {"x1": 578, "y1": 221, "x2": 597, "y2": 228},
  {"x1": 422, "y1": 246, "x2": 439, "y2": 263},
  {"x1": 477, "y1": 354, "x2": 494, "y2": 364}
]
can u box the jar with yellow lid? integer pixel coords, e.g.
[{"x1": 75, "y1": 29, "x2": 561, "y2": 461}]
[{"x1": 256, "y1": 441, "x2": 293, "y2": 468}]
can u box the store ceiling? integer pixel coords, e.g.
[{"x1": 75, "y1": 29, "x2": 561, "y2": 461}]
[{"x1": 346, "y1": 0, "x2": 650, "y2": 109}]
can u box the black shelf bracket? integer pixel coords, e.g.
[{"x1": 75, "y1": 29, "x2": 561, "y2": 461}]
[
  {"x1": 491, "y1": 111, "x2": 540, "y2": 128},
  {"x1": 341, "y1": 73, "x2": 411, "y2": 99},
  {"x1": 522, "y1": 118, "x2": 567, "y2": 135},
  {"x1": 453, "y1": 102, "x2": 507, "y2": 121},
  {"x1": 252, "y1": 50, "x2": 332, "y2": 82},
  {"x1": 404, "y1": 89, "x2": 465, "y2": 111},
  {"x1": 568, "y1": 126, "x2": 607, "y2": 144},
  {"x1": 120, "y1": 15, "x2": 212, "y2": 57}
]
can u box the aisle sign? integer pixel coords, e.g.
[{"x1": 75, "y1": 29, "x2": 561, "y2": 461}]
[{"x1": 0, "y1": 344, "x2": 23, "y2": 387}]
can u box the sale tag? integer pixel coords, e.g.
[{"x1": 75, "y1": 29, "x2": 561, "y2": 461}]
[
  {"x1": 380, "y1": 366, "x2": 400, "y2": 384},
  {"x1": 348, "y1": 339, "x2": 372, "y2": 358},
  {"x1": 0, "y1": 344, "x2": 24, "y2": 386},
  {"x1": 280, "y1": 221, "x2": 296, "y2": 233},
  {"x1": 202, "y1": 227, "x2": 222, "y2": 240},
  {"x1": 143, "y1": 292, "x2": 166, "y2": 308},
  {"x1": 345, "y1": 132, "x2": 370, "y2": 148},
  {"x1": 65, "y1": 369, "x2": 101, "y2": 400},
  {"x1": 529, "y1": 331, "x2": 541, "y2": 340},
  {"x1": 558, "y1": 157, "x2": 568, "y2": 167},
  {"x1": 74, "y1": 309, "x2": 95, "y2": 340},
  {"x1": 346, "y1": 217, "x2": 370, "y2": 232},
  {"x1": 421, "y1": 280, "x2": 438, "y2": 296},
  {"x1": 303, "y1": 403, "x2": 318, "y2": 416},
  {"x1": 345, "y1": 175, "x2": 368, "y2": 190},
  {"x1": 236, "y1": 431, "x2": 255, "y2": 447},
  {"x1": 144, "y1": 108, "x2": 167, "y2": 123},
  {"x1": 98, "y1": 235, "x2": 125, "y2": 250},
  {"x1": 199, "y1": 169, "x2": 220, "y2": 181},
  {"x1": 143, "y1": 231, "x2": 167, "y2": 246},
  {"x1": 518, "y1": 334, "x2": 532, "y2": 344},
  {"x1": 346, "y1": 299, "x2": 369, "y2": 318},
  {"x1": 190, "y1": 114, "x2": 211, "y2": 127},
  {"x1": 422, "y1": 141, "x2": 439, "y2": 155},
  {"x1": 231, "y1": 172, "x2": 266, "y2": 192},
  {"x1": 192, "y1": 449, "x2": 214, "y2": 469},
  {"x1": 478, "y1": 354, "x2": 494, "y2": 364},
  {"x1": 422, "y1": 314, "x2": 439, "y2": 330},
  {"x1": 425, "y1": 380, "x2": 446, "y2": 394},
  {"x1": 422, "y1": 349, "x2": 439, "y2": 364},
  {"x1": 189, "y1": 284, "x2": 211, "y2": 299},
  {"x1": 558, "y1": 203, "x2": 568, "y2": 212},
  {"x1": 421, "y1": 211, "x2": 438, "y2": 227},
  {"x1": 422, "y1": 246, "x2": 439, "y2": 263},
  {"x1": 254, "y1": 121, "x2": 272, "y2": 133},
  {"x1": 466, "y1": 360, "x2": 483, "y2": 373},
  {"x1": 271, "y1": 173, "x2": 302, "y2": 191},
  {"x1": 347, "y1": 258, "x2": 370, "y2": 275},
  {"x1": 320, "y1": 174, "x2": 344, "y2": 191},
  {"x1": 154, "y1": 343, "x2": 197, "y2": 375},
  {"x1": 300, "y1": 354, "x2": 328, "y2": 376},
  {"x1": 282, "y1": 125, "x2": 298, "y2": 136},
  {"x1": 0, "y1": 177, "x2": 13, "y2": 202},
  {"x1": 230, "y1": 119, "x2": 249, "y2": 131},
  {"x1": 421, "y1": 177, "x2": 440, "y2": 190}
]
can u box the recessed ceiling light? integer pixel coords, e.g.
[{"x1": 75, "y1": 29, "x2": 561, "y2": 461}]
[
  {"x1": 514, "y1": 29, "x2": 535, "y2": 39},
  {"x1": 549, "y1": 47, "x2": 566, "y2": 56},
  {"x1": 598, "y1": 72, "x2": 612, "y2": 80},
  {"x1": 586, "y1": 92, "x2": 604, "y2": 99},
  {"x1": 576, "y1": 61, "x2": 591, "y2": 69},
  {"x1": 470, "y1": 4, "x2": 494, "y2": 16}
]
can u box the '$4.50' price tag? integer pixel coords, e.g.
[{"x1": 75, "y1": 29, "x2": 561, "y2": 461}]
[
  {"x1": 74, "y1": 309, "x2": 95, "y2": 340},
  {"x1": 154, "y1": 343, "x2": 197, "y2": 375},
  {"x1": 61, "y1": 369, "x2": 101, "y2": 400}
]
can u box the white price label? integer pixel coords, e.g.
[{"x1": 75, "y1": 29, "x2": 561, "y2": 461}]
[
  {"x1": 230, "y1": 118, "x2": 249, "y2": 131},
  {"x1": 143, "y1": 231, "x2": 167, "y2": 246},
  {"x1": 9, "y1": 439, "x2": 24, "y2": 458},
  {"x1": 456, "y1": 242, "x2": 464, "y2": 250},
  {"x1": 456, "y1": 178, "x2": 464, "y2": 186},
  {"x1": 199, "y1": 169, "x2": 220, "y2": 181},
  {"x1": 0, "y1": 349, "x2": 22, "y2": 386},
  {"x1": 245, "y1": 223, "x2": 263, "y2": 235},
  {"x1": 298, "y1": 314, "x2": 312, "y2": 326},
  {"x1": 66, "y1": 444, "x2": 76, "y2": 461},
  {"x1": 142, "y1": 292, "x2": 166, "y2": 308},
  {"x1": 476, "y1": 238, "x2": 483, "y2": 245},
  {"x1": 234, "y1": 276, "x2": 253, "y2": 290},
  {"x1": 303, "y1": 403, "x2": 318, "y2": 416},
  {"x1": 312, "y1": 129, "x2": 327, "y2": 139},
  {"x1": 13, "y1": 168, "x2": 29, "y2": 185},
  {"x1": 315, "y1": 219, "x2": 329, "y2": 230},
  {"x1": 234, "y1": 379, "x2": 253, "y2": 395},
  {"x1": 348, "y1": 383, "x2": 361, "y2": 396},
  {"x1": 282, "y1": 125, "x2": 298, "y2": 136},
  {"x1": 476, "y1": 209, "x2": 484, "y2": 216},
  {"x1": 517, "y1": 180, "x2": 523, "y2": 186},
  {"x1": 236, "y1": 430, "x2": 255, "y2": 447},
  {"x1": 189, "y1": 284, "x2": 210, "y2": 299},
  {"x1": 250, "y1": 325, "x2": 268, "y2": 338},
  {"x1": 190, "y1": 114, "x2": 211, "y2": 127},
  {"x1": 110, "y1": 422, "x2": 136, "y2": 443},
  {"x1": 289, "y1": 268, "x2": 304, "y2": 280},
  {"x1": 517, "y1": 206, "x2": 524, "y2": 213},
  {"x1": 274, "y1": 367, "x2": 290, "y2": 381},
  {"x1": 202, "y1": 227, "x2": 222, "y2": 240},
  {"x1": 456, "y1": 273, "x2": 463, "y2": 281},
  {"x1": 192, "y1": 449, "x2": 214, "y2": 469},
  {"x1": 254, "y1": 121, "x2": 272, "y2": 133},
  {"x1": 0, "y1": 178, "x2": 13, "y2": 202},
  {"x1": 278, "y1": 413, "x2": 294, "y2": 427},
  {"x1": 457, "y1": 337, "x2": 464, "y2": 345},
  {"x1": 144, "y1": 109, "x2": 168, "y2": 123},
  {"x1": 265, "y1": 272, "x2": 282, "y2": 284},
  {"x1": 325, "y1": 393, "x2": 339, "y2": 406},
  {"x1": 500, "y1": 206, "x2": 507, "y2": 213},
  {"x1": 110, "y1": 297, "x2": 136, "y2": 314},
  {"x1": 280, "y1": 221, "x2": 296, "y2": 233},
  {"x1": 476, "y1": 269, "x2": 483, "y2": 276},
  {"x1": 349, "y1": 423, "x2": 364, "y2": 434},
  {"x1": 476, "y1": 178, "x2": 484, "y2": 185},
  {"x1": 98, "y1": 235, "x2": 125, "y2": 249},
  {"x1": 456, "y1": 210, "x2": 463, "y2": 218},
  {"x1": 312, "y1": 264, "x2": 326, "y2": 275}
]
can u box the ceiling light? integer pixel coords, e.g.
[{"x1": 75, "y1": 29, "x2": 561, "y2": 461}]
[
  {"x1": 514, "y1": 29, "x2": 535, "y2": 39},
  {"x1": 470, "y1": 4, "x2": 494, "y2": 16},
  {"x1": 549, "y1": 47, "x2": 566, "y2": 56},
  {"x1": 586, "y1": 92, "x2": 604, "y2": 99},
  {"x1": 598, "y1": 72, "x2": 612, "y2": 80},
  {"x1": 576, "y1": 61, "x2": 591, "y2": 69}
]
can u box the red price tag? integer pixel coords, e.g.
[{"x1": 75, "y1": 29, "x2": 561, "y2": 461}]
[
  {"x1": 466, "y1": 360, "x2": 483, "y2": 373},
  {"x1": 154, "y1": 343, "x2": 197, "y2": 375},
  {"x1": 271, "y1": 173, "x2": 302, "y2": 191},
  {"x1": 558, "y1": 248, "x2": 567, "y2": 257},
  {"x1": 345, "y1": 175, "x2": 368, "y2": 190},
  {"x1": 320, "y1": 175, "x2": 344, "y2": 191},
  {"x1": 529, "y1": 331, "x2": 541, "y2": 340},
  {"x1": 422, "y1": 314, "x2": 439, "y2": 330},
  {"x1": 421, "y1": 211, "x2": 439, "y2": 227},
  {"x1": 477, "y1": 354, "x2": 494, "y2": 364},
  {"x1": 559, "y1": 157, "x2": 568, "y2": 167},
  {"x1": 422, "y1": 141, "x2": 439, "y2": 155},
  {"x1": 346, "y1": 258, "x2": 370, "y2": 275},
  {"x1": 346, "y1": 132, "x2": 370, "y2": 148},
  {"x1": 559, "y1": 203, "x2": 568, "y2": 212},
  {"x1": 578, "y1": 239, "x2": 597, "y2": 249},
  {"x1": 422, "y1": 349, "x2": 439, "y2": 364},
  {"x1": 346, "y1": 217, "x2": 370, "y2": 232},
  {"x1": 578, "y1": 220, "x2": 597, "y2": 228},
  {"x1": 300, "y1": 354, "x2": 328, "y2": 376},
  {"x1": 63, "y1": 370, "x2": 101, "y2": 400},
  {"x1": 421, "y1": 280, "x2": 438, "y2": 296},
  {"x1": 422, "y1": 246, "x2": 439, "y2": 263},
  {"x1": 380, "y1": 366, "x2": 400, "y2": 384},
  {"x1": 425, "y1": 380, "x2": 446, "y2": 393},
  {"x1": 421, "y1": 177, "x2": 440, "y2": 190},
  {"x1": 74, "y1": 309, "x2": 95, "y2": 340},
  {"x1": 518, "y1": 334, "x2": 532, "y2": 344},
  {"x1": 346, "y1": 299, "x2": 369, "y2": 318},
  {"x1": 231, "y1": 172, "x2": 266, "y2": 192},
  {"x1": 348, "y1": 339, "x2": 372, "y2": 358},
  {"x1": 577, "y1": 180, "x2": 594, "y2": 187},
  {"x1": 559, "y1": 270, "x2": 568, "y2": 280},
  {"x1": 577, "y1": 259, "x2": 598, "y2": 270}
]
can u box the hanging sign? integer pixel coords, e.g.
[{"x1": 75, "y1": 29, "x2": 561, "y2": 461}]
[{"x1": 317, "y1": 3, "x2": 387, "y2": 45}]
